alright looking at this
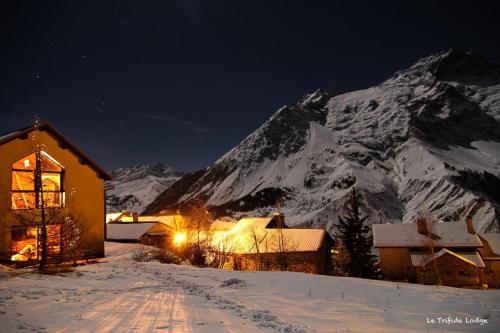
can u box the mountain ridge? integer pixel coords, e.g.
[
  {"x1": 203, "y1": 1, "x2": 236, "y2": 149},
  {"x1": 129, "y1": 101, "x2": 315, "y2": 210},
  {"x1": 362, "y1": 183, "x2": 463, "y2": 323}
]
[
  {"x1": 145, "y1": 49, "x2": 500, "y2": 233},
  {"x1": 106, "y1": 163, "x2": 183, "y2": 213}
]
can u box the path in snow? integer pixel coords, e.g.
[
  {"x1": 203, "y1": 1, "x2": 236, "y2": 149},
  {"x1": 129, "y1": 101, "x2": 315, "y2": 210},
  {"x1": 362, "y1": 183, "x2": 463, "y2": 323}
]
[
  {"x1": 1, "y1": 242, "x2": 500, "y2": 333},
  {"x1": 0, "y1": 243, "x2": 303, "y2": 333}
]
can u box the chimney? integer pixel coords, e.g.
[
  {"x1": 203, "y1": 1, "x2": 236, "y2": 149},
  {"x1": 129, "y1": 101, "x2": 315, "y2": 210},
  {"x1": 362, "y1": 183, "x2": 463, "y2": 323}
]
[
  {"x1": 417, "y1": 217, "x2": 428, "y2": 235},
  {"x1": 132, "y1": 212, "x2": 139, "y2": 222},
  {"x1": 466, "y1": 215, "x2": 475, "y2": 234},
  {"x1": 272, "y1": 212, "x2": 286, "y2": 228}
]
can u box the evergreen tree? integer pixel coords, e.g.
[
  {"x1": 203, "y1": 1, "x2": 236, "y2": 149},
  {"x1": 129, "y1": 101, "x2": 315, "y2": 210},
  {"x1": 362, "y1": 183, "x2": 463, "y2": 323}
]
[{"x1": 334, "y1": 188, "x2": 379, "y2": 279}]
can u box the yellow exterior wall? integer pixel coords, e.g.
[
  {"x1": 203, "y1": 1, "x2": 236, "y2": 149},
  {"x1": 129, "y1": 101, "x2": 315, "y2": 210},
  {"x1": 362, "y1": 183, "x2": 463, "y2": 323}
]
[
  {"x1": 378, "y1": 247, "x2": 414, "y2": 281},
  {"x1": 0, "y1": 129, "x2": 105, "y2": 260},
  {"x1": 484, "y1": 260, "x2": 500, "y2": 288}
]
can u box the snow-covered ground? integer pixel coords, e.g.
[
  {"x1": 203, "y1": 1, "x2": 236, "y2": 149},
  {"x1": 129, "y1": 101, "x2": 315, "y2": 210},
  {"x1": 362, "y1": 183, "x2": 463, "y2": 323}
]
[{"x1": 1, "y1": 242, "x2": 499, "y2": 333}]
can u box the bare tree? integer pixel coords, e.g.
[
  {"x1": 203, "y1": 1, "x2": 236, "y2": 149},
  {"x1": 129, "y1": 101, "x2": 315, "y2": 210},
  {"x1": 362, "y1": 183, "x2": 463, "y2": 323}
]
[
  {"x1": 8, "y1": 118, "x2": 93, "y2": 271},
  {"x1": 270, "y1": 201, "x2": 298, "y2": 271},
  {"x1": 13, "y1": 188, "x2": 89, "y2": 269},
  {"x1": 185, "y1": 200, "x2": 212, "y2": 266},
  {"x1": 247, "y1": 223, "x2": 268, "y2": 270},
  {"x1": 209, "y1": 233, "x2": 235, "y2": 269}
]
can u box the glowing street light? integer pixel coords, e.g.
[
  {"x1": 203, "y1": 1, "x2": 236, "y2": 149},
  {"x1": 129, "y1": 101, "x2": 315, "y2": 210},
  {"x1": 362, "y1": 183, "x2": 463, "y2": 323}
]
[{"x1": 174, "y1": 232, "x2": 187, "y2": 246}]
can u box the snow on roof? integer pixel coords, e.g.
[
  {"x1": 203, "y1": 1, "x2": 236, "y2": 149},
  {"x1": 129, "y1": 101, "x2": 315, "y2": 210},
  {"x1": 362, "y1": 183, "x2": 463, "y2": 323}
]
[
  {"x1": 410, "y1": 250, "x2": 485, "y2": 268},
  {"x1": 211, "y1": 220, "x2": 237, "y2": 231},
  {"x1": 106, "y1": 223, "x2": 157, "y2": 240},
  {"x1": 229, "y1": 217, "x2": 273, "y2": 234},
  {"x1": 0, "y1": 130, "x2": 20, "y2": 142},
  {"x1": 269, "y1": 229, "x2": 327, "y2": 253},
  {"x1": 478, "y1": 233, "x2": 500, "y2": 256},
  {"x1": 118, "y1": 215, "x2": 183, "y2": 228},
  {"x1": 106, "y1": 212, "x2": 126, "y2": 223},
  {"x1": 372, "y1": 221, "x2": 483, "y2": 248},
  {"x1": 227, "y1": 228, "x2": 328, "y2": 254}
]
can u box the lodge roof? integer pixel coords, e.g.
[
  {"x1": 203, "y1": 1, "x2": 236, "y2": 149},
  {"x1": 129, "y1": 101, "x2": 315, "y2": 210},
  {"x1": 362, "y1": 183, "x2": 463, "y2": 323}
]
[
  {"x1": 106, "y1": 222, "x2": 159, "y2": 240},
  {"x1": 478, "y1": 233, "x2": 500, "y2": 256},
  {"x1": 0, "y1": 121, "x2": 112, "y2": 180},
  {"x1": 212, "y1": 216, "x2": 330, "y2": 254},
  {"x1": 117, "y1": 214, "x2": 184, "y2": 229},
  {"x1": 410, "y1": 249, "x2": 485, "y2": 268},
  {"x1": 210, "y1": 220, "x2": 237, "y2": 231},
  {"x1": 372, "y1": 221, "x2": 483, "y2": 248}
]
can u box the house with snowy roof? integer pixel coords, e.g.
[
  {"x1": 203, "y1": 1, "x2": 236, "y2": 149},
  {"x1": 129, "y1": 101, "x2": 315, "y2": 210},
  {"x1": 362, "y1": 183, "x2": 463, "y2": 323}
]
[
  {"x1": 373, "y1": 217, "x2": 500, "y2": 288},
  {"x1": 477, "y1": 233, "x2": 500, "y2": 288},
  {"x1": 212, "y1": 215, "x2": 333, "y2": 274},
  {"x1": 0, "y1": 121, "x2": 111, "y2": 263},
  {"x1": 105, "y1": 212, "x2": 185, "y2": 248}
]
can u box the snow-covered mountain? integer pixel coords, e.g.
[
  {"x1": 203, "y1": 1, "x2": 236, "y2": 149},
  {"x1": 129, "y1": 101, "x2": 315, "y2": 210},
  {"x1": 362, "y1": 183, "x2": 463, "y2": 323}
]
[
  {"x1": 146, "y1": 49, "x2": 500, "y2": 233},
  {"x1": 106, "y1": 163, "x2": 183, "y2": 213}
]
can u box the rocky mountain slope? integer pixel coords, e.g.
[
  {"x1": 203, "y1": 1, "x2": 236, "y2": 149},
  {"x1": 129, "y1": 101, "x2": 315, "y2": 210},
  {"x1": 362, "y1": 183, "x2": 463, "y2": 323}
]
[
  {"x1": 106, "y1": 163, "x2": 182, "y2": 213},
  {"x1": 146, "y1": 49, "x2": 500, "y2": 233}
]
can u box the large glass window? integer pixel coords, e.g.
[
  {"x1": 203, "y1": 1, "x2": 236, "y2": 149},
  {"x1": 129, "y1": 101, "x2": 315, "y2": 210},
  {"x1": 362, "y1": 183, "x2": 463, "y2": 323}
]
[
  {"x1": 11, "y1": 225, "x2": 61, "y2": 261},
  {"x1": 11, "y1": 226, "x2": 38, "y2": 261},
  {"x1": 11, "y1": 152, "x2": 64, "y2": 209}
]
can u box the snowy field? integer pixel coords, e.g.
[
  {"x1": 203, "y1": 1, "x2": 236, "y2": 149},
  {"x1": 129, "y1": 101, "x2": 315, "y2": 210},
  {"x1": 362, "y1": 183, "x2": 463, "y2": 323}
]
[{"x1": 1, "y1": 242, "x2": 499, "y2": 333}]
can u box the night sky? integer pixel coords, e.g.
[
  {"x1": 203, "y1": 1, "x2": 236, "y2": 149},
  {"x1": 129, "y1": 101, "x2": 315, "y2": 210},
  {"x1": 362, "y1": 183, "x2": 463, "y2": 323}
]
[{"x1": 1, "y1": 1, "x2": 499, "y2": 172}]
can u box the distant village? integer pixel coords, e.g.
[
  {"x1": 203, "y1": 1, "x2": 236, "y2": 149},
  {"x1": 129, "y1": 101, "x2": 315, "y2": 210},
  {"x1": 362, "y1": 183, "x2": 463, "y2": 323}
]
[
  {"x1": 105, "y1": 209, "x2": 500, "y2": 289},
  {"x1": 1, "y1": 121, "x2": 499, "y2": 290}
]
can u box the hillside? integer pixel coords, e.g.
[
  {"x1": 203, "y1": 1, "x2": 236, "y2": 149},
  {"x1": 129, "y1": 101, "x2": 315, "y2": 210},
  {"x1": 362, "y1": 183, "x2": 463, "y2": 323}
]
[
  {"x1": 105, "y1": 163, "x2": 182, "y2": 213},
  {"x1": 146, "y1": 49, "x2": 500, "y2": 233}
]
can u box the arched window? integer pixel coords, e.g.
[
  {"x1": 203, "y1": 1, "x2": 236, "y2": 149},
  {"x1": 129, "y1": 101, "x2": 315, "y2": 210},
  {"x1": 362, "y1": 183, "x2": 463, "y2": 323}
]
[{"x1": 11, "y1": 151, "x2": 64, "y2": 209}]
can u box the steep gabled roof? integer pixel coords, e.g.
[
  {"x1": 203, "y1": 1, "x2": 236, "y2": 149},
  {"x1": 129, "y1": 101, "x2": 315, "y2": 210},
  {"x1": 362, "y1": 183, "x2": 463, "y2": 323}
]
[
  {"x1": 212, "y1": 216, "x2": 330, "y2": 254},
  {"x1": 478, "y1": 233, "x2": 500, "y2": 256},
  {"x1": 372, "y1": 221, "x2": 483, "y2": 248},
  {"x1": 410, "y1": 249, "x2": 485, "y2": 268},
  {"x1": 230, "y1": 217, "x2": 274, "y2": 234},
  {"x1": 0, "y1": 121, "x2": 112, "y2": 180}
]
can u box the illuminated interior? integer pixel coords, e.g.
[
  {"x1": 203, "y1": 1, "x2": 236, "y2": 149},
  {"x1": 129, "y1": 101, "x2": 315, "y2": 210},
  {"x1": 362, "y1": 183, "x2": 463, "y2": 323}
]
[
  {"x1": 11, "y1": 226, "x2": 38, "y2": 261},
  {"x1": 11, "y1": 225, "x2": 61, "y2": 261},
  {"x1": 11, "y1": 152, "x2": 64, "y2": 209}
]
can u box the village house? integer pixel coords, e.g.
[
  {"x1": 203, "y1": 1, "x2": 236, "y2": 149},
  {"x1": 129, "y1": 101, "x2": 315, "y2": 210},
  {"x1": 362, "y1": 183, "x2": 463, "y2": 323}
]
[
  {"x1": 0, "y1": 121, "x2": 111, "y2": 262},
  {"x1": 373, "y1": 217, "x2": 500, "y2": 288},
  {"x1": 106, "y1": 222, "x2": 173, "y2": 248},
  {"x1": 212, "y1": 215, "x2": 334, "y2": 274},
  {"x1": 477, "y1": 233, "x2": 500, "y2": 288},
  {"x1": 106, "y1": 212, "x2": 185, "y2": 248}
]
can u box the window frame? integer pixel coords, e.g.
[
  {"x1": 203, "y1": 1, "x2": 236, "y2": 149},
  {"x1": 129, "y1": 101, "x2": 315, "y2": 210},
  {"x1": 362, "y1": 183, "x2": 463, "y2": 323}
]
[
  {"x1": 11, "y1": 151, "x2": 65, "y2": 210},
  {"x1": 10, "y1": 224, "x2": 63, "y2": 261}
]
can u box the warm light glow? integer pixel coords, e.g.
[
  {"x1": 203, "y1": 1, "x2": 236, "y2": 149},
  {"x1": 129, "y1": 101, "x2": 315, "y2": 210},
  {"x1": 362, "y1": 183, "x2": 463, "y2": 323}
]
[
  {"x1": 174, "y1": 232, "x2": 187, "y2": 246},
  {"x1": 24, "y1": 159, "x2": 30, "y2": 168},
  {"x1": 11, "y1": 244, "x2": 37, "y2": 261}
]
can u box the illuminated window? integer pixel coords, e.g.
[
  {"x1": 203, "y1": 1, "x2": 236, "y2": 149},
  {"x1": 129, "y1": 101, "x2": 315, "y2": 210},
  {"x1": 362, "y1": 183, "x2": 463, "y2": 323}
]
[
  {"x1": 10, "y1": 225, "x2": 61, "y2": 261},
  {"x1": 11, "y1": 152, "x2": 64, "y2": 209},
  {"x1": 11, "y1": 226, "x2": 38, "y2": 261}
]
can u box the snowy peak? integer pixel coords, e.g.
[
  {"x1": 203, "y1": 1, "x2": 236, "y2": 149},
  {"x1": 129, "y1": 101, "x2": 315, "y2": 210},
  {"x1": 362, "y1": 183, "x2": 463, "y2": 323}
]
[
  {"x1": 111, "y1": 163, "x2": 178, "y2": 181},
  {"x1": 391, "y1": 48, "x2": 500, "y2": 86},
  {"x1": 106, "y1": 163, "x2": 183, "y2": 213},
  {"x1": 147, "y1": 49, "x2": 500, "y2": 232}
]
